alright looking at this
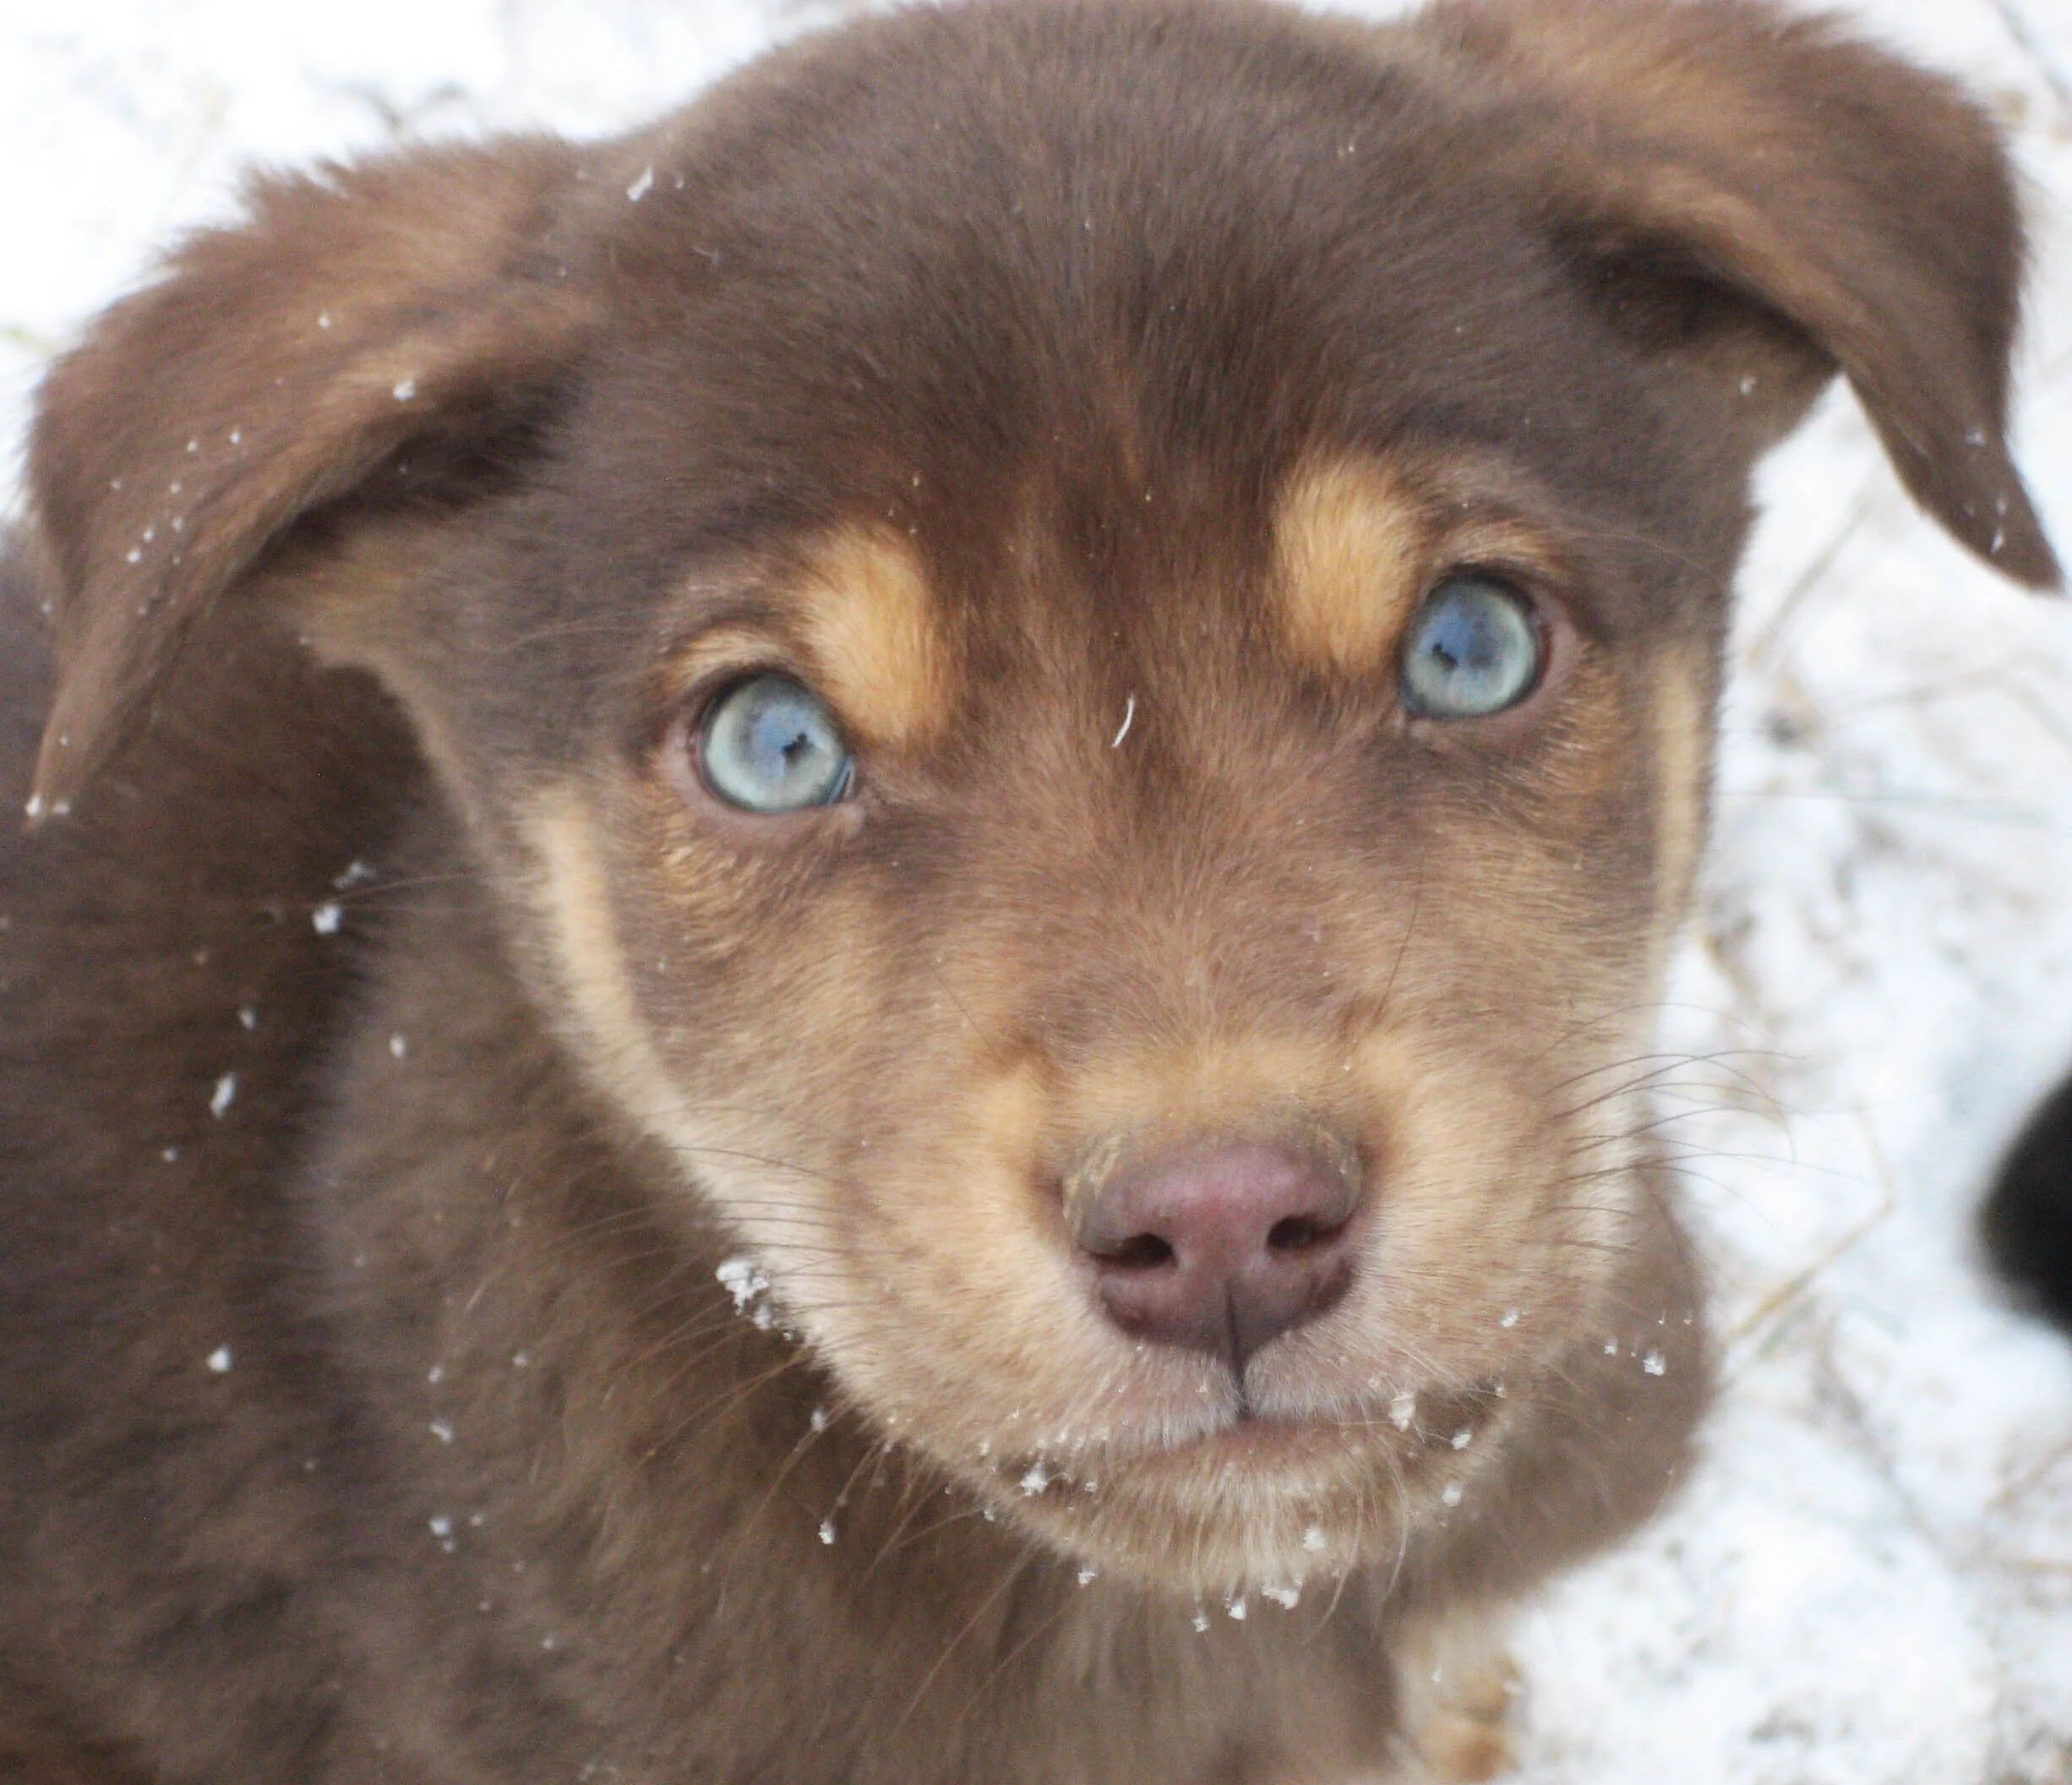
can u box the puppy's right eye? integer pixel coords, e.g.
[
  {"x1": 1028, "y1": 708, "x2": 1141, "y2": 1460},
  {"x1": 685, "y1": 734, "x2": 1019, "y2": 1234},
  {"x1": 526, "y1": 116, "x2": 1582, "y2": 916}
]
[
  {"x1": 1399, "y1": 574, "x2": 1544, "y2": 720},
  {"x1": 698, "y1": 674, "x2": 855, "y2": 812}
]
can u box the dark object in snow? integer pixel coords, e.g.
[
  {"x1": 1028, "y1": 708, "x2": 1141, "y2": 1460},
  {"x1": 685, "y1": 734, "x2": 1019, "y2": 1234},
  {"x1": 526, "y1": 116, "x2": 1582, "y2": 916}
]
[
  {"x1": 1984, "y1": 1071, "x2": 2072, "y2": 1333},
  {"x1": 0, "y1": 2, "x2": 2058, "y2": 1781}
]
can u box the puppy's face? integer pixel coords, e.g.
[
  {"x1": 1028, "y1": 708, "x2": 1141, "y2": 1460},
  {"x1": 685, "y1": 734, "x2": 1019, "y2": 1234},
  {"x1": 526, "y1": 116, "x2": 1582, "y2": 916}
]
[
  {"x1": 513, "y1": 450, "x2": 1707, "y2": 1593},
  {"x1": 461, "y1": 18, "x2": 1754, "y2": 1592},
  {"x1": 26, "y1": 0, "x2": 2057, "y2": 1596}
]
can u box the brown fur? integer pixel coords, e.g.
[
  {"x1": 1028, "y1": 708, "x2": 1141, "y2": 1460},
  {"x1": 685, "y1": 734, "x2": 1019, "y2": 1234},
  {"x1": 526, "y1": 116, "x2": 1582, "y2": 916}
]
[{"x1": 0, "y1": 2, "x2": 2056, "y2": 1781}]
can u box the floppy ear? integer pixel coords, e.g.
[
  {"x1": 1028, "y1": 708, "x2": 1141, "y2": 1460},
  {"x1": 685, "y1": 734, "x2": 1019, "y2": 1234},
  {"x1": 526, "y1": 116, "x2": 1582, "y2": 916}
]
[
  {"x1": 1420, "y1": 0, "x2": 2060, "y2": 590},
  {"x1": 25, "y1": 136, "x2": 598, "y2": 816}
]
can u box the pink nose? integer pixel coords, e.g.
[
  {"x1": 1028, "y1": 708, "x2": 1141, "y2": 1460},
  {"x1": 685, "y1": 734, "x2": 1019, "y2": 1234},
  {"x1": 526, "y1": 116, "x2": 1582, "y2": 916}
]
[{"x1": 1071, "y1": 1140, "x2": 1361, "y2": 1368}]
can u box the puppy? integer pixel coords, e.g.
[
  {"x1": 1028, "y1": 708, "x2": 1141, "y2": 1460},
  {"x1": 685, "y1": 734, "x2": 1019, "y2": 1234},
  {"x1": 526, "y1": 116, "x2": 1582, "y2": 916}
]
[{"x1": 0, "y1": 1, "x2": 2058, "y2": 1780}]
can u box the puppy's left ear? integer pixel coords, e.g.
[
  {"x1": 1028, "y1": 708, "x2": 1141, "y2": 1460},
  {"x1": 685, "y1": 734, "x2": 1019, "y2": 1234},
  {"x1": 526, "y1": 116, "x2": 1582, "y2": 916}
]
[
  {"x1": 1421, "y1": 0, "x2": 2060, "y2": 589},
  {"x1": 26, "y1": 136, "x2": 599, "y2": 816}
]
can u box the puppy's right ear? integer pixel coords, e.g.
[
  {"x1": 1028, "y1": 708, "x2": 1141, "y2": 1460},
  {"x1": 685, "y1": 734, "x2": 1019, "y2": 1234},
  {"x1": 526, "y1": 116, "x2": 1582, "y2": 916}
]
[{"x1": 25, "y1": 137, "x2": 598, "y2": 817}]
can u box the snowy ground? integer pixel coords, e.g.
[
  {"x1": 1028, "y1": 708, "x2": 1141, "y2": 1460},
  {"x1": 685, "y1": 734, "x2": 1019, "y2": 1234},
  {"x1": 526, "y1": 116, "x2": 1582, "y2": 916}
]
[{"x1": 3, "y1": 0, "x2": 2069, "y2": 1778}]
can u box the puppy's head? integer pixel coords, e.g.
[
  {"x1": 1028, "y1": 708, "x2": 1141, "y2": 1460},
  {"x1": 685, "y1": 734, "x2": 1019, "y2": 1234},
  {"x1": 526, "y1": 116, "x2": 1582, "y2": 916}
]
[{"x1": 25, "y1": 0, "x2": 2057, "y2": 1594}]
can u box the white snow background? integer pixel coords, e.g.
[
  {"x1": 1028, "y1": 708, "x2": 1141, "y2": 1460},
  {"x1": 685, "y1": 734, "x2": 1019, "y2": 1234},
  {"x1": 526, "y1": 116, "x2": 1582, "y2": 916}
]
[{"x1": 3, "y1": 0, "x2": 2069, "y2": 1777}]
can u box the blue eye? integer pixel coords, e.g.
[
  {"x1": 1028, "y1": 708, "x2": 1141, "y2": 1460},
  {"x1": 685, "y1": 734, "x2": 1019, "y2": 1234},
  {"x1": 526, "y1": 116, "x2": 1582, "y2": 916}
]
[
  {"x1": 700, "y1": 674, "x2": 854, "y2": 812},
  {"x1": 1399, "y1": 576, "x2": 1543, "y2": 719}
]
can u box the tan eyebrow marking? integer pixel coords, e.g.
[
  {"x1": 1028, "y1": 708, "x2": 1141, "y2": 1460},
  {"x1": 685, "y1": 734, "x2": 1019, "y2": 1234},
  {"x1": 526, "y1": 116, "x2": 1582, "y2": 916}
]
[
  {"x1": 1272, "y1": 456, "x2": 1434, "y2": 676},
  {"x1": 793, "y1": 525, "x2": 957, "y2": 751}
]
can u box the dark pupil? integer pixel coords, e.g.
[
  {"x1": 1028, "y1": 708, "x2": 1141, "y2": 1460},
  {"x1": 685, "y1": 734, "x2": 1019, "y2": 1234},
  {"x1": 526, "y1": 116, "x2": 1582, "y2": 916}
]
[
  {"x1": 1429, "y1": 603, "x2": 1502, "y2": 674},
  {"x1": 754, "y1": 710, "x2": 820, "y2": 777}
]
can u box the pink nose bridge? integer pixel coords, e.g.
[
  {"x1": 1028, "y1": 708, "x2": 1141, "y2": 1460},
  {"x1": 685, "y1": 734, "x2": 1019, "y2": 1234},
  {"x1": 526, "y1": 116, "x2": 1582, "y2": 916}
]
[{"x1": 1067, "y1": 1137, "x2": 1363, "y2": 1371}]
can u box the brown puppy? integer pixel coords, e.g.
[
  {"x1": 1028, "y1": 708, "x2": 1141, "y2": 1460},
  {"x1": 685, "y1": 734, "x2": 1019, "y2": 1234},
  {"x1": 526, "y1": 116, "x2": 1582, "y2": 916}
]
[{"x1": 0, "y1": 1, "x2": 2058, "y2": 1781}]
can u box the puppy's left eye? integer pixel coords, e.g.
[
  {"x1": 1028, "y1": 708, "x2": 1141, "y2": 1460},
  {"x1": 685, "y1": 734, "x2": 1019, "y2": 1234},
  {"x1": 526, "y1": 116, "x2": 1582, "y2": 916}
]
[
  {"x1": 1399, "y1": 574, "x2": 1543, "y2": 720},
  {"x1": 699, "y1": 674, "x2": 855, "y2": 812}
]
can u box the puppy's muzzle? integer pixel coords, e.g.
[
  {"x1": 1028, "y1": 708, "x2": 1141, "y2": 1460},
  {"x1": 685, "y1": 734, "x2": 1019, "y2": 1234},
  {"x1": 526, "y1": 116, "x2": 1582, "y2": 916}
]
[{"x1": 1066, "y1": 1129, "x2": 1363, "y2": 1370}]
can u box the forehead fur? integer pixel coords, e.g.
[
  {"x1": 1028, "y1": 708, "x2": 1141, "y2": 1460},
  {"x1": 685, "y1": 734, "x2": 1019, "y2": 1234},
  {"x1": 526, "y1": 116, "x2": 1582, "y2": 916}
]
[
  {"x1": 534, "y1": 0, "x2": 1777, "y2": 710},
  {"x1": 580, "y1": 0, "x2": 1717, "y2": 574}
]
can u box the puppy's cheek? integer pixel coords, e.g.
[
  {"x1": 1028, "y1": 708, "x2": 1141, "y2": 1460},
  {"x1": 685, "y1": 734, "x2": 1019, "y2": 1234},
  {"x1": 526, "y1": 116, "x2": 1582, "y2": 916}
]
[
  {"x1": 804, "y1": 1164, "x2": 1121, "y2": 1466},
  {"x1": 797, "y1": 1064, "x2": 1149, "y2": 1461},
  {"x1": 1334, "y1": 1029, "x2": 1651, "y2": 1369},
  {"x1": 1647, "y1": 644, "x2": 1717, "y2": 970},
  {"x1": 520, "y1": 784, "x2": 706, "y2": 1141},
  {"x1": 514, "y1": 783, "x2": 867, "y2": 1280}
]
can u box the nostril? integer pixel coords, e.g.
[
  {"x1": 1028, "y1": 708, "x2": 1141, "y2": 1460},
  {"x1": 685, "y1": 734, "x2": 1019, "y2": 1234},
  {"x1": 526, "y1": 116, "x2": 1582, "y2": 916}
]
[
  {"x1": 1266, "y1": 1214, "x2": 1339, "y2": 1253},
  {"x1": 1103, "y1": 1232, "x2": 1175, "y2": 1271}
]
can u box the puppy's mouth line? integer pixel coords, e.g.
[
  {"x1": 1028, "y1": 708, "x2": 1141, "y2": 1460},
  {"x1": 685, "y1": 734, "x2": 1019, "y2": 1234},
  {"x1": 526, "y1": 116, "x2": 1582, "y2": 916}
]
[{"x1": 983, "y1": 1374, "x2": 1513, "y2": 1493}]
